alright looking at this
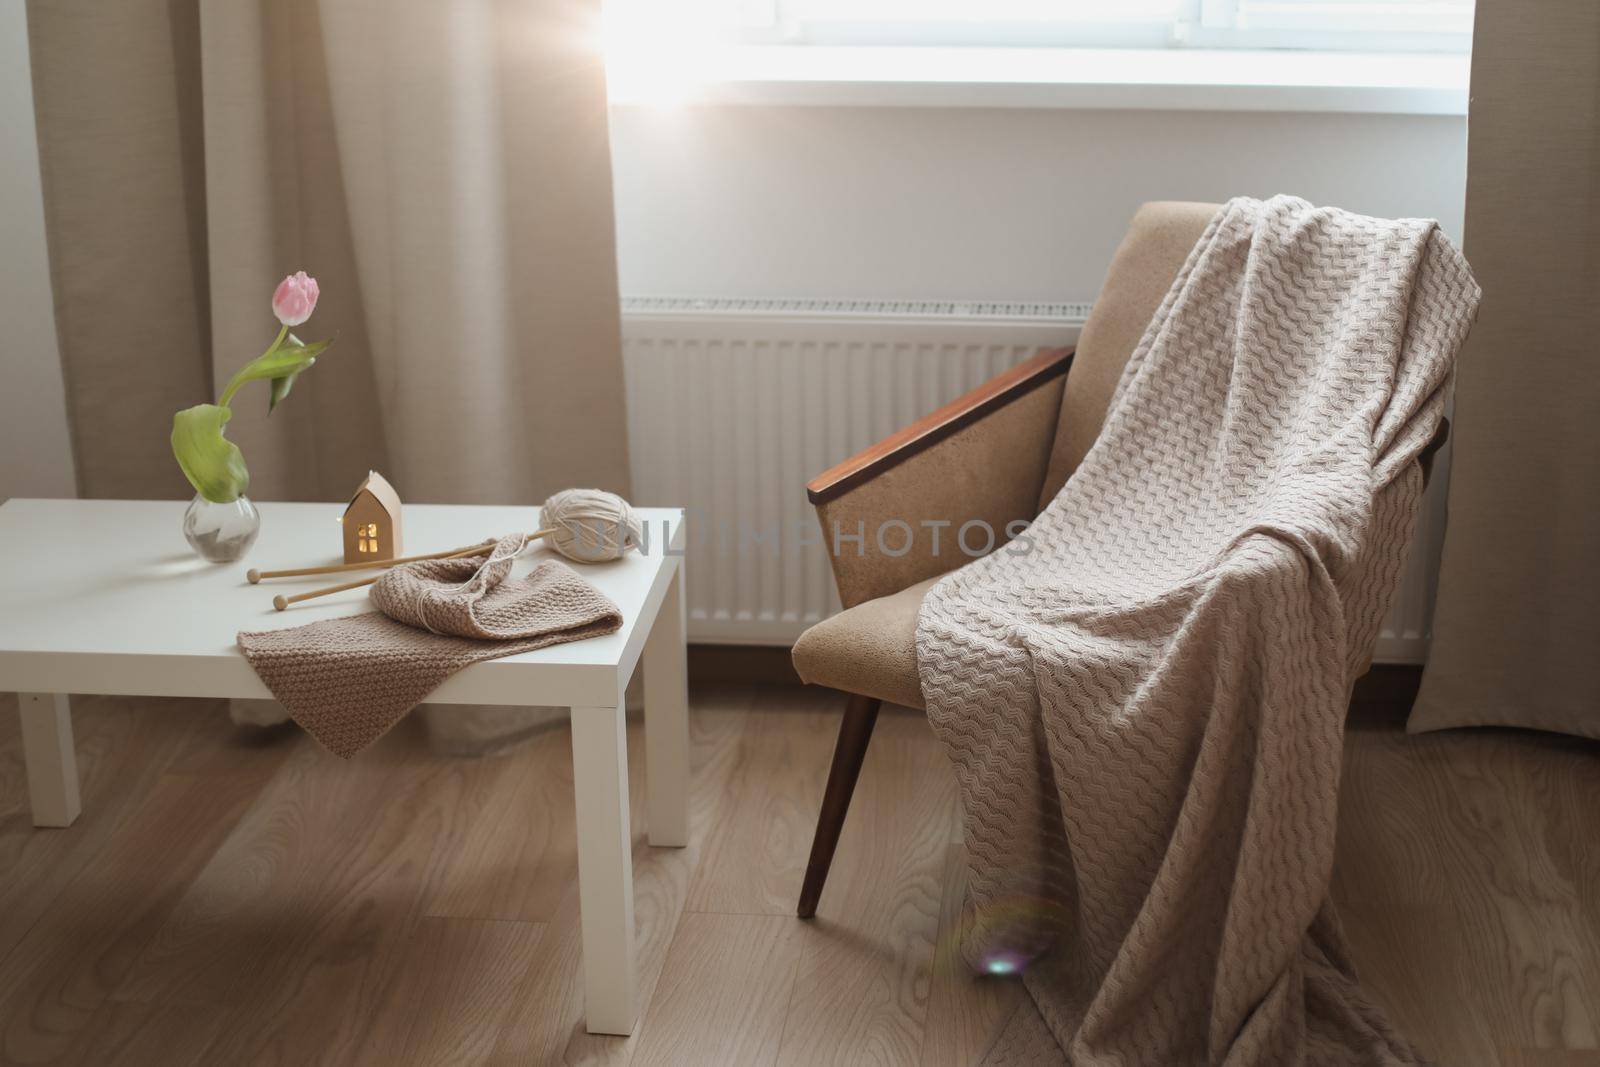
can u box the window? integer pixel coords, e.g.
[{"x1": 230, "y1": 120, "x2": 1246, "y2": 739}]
[
  {"x1": 1188, "y1": 0, "x2": 1473, "y2": 51},
  {"x1": 358, "y1": 522, "x2": 380, "y2": 554},
  {"x1": 601, "y1": 0, "x2": 1473, "y2": 111},
  {"x1": 607, "y1": 0, "x2": 1472, "y2": 54}
]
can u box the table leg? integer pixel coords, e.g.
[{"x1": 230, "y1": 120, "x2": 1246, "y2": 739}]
[
  {"x1": 569, "y1": 702, "x2": 638, "y2": 1035},
  {"x1": 19, "y1": 693, "x2": 81, "y2": 828},
  {"x1": 643, "y1": 562, "x2": 689, "y2": 848}
]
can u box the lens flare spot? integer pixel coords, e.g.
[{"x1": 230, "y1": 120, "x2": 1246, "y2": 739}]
[{"x1": 981, "y1": 949, "x2": 1033, "y2": 975}]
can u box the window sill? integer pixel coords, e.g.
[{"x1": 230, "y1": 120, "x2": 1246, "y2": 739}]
[{"x1": 605, "y1": 46, "x2": 1468, "y2": 116}]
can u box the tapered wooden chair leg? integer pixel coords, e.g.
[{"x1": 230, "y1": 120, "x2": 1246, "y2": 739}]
[{"x1": 797, "y1": 693, "x2": 882, "y2": 918}]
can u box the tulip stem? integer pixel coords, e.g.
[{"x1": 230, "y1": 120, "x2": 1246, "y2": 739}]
[{"x1": 218, "y1": 324, "x2": 289, "y2": 408}]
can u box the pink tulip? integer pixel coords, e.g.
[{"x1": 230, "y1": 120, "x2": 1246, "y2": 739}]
[{"x1": 271, "y1": 271, "x2": 320, "y2": 327}]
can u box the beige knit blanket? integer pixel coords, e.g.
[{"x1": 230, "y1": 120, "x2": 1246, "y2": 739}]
[
  {"x1": 916, "y1": 196, "x2": 1479, "y2": 1065},
  {"x1": 239, "y1": 536, "x2": 621, "y2": 758}
]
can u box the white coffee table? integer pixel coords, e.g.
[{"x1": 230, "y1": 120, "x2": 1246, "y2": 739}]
[{"x1": 0, "y1": 498, "x2": 687, "y2": 1037}]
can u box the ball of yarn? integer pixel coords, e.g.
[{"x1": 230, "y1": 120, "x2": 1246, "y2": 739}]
[{"x1": 540, "y1": 488, "x2": 643, "y2": 562}]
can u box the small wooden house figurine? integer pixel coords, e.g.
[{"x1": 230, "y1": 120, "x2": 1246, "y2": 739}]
[{"x1": 342, "y1": 471, "x2": 403, "y2": 564}]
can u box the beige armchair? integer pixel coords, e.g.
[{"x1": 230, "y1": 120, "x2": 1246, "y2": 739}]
[{"x1": 791, "y1": 201, "x2": 1449, "y2": 918}]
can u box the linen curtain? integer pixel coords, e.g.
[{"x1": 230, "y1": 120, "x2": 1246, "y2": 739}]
[
  {"x1": 1410, "y1": 0, "x2": 1600, "y2": 738},
  {"x1": 28, "y1": 0, "x2": 631, "y2": 506}
]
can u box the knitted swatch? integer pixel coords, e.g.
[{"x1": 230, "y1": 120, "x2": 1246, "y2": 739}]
[{"x1": 239, "y1": 538, "x2": 621, "y2": 758}]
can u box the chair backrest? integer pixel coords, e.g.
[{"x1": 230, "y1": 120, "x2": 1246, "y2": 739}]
[{"x1": 1036, "y1": 201, "x2": 1221, "y2": 510}]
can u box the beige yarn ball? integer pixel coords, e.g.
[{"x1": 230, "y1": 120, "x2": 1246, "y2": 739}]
[{"x1": 540, "y1": 488, "x2": 643, "y2": 562}]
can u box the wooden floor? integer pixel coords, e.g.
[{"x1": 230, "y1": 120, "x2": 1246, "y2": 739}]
[{"x1": 1, "y1": 686, "x2": 1597, "y2": 1066}]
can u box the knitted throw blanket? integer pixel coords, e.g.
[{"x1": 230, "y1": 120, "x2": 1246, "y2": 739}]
[
  {"x1": 916, "y1": 196, "x2": 1479, "y2": 1065},
  {"x1": 239, "y1": 537, "x2": 622, "y2": 758}
]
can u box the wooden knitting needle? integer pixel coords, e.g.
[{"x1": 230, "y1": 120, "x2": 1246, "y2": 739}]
[
  {"x1": 268, "y1": 544, "x2": 493, "y2": 612},
  {"x1": 273, "y1": 576, "x2": 382, "y2": 612},
  {"x1": 270, "y1": 530, "x2": 555, "y2": 611},
  {"x1": 248, "y1": 539, "x2": 498, "y2": 583}
]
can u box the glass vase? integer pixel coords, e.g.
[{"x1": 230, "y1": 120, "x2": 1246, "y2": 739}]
[{"x1": 183, "y1": 493, "x2": 261, "y2": 563}]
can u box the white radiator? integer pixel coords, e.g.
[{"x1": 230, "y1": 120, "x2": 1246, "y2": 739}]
[{"x1": 621, "y1": 297, "x2": 1444, "y2": 664}]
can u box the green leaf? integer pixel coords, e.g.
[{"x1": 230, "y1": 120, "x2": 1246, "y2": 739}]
[
  {"x1": 220, "y1": 336, "x2": 333, "y2": 408},
  {"x1": 171, "y1": 403, "x2": 249, "y2": 503},
  {"x1": 264, "y1": 335, "x2": 332, "y2": 413},
  {"x1": 268, "y1": 369, "x2": 300, "y2": 414}
]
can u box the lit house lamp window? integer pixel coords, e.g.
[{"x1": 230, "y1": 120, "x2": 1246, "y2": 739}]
[{"x1": 340, "y1": 471, "x2": 403, "y2": 564}]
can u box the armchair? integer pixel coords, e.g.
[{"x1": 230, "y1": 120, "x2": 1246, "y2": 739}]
[{"x1": 791, "y1": 201, "x2": 1449, "y2": 918}]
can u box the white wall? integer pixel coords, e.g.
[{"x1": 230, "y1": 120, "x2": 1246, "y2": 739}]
[
  {"x1": 610, "y1": 105, "x2": 1466, "y2": 301},
  {"x1": 0, "y1": 4, "x2": 75, "y2": 502}
]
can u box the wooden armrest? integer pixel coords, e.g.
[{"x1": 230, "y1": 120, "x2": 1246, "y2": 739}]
[{"x1": 807, "y1": 347, "x2": 1075, "y2": 506}]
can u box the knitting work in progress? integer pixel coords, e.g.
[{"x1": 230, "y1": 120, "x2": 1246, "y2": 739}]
[
  {"x1": 239, "y1": 536, "x2": 622, "y2": 758},
  {"x1": 916, "y1": 196, "x2": 1479, "y2": 1064}
]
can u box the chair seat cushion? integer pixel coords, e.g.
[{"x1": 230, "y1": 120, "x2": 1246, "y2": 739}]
[{"x1": 791, "y1": 575, "x2": 941, "y2": 710}]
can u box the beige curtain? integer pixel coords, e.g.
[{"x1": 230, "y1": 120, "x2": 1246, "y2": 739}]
[
  {"x1": 1410, "y1": 1, "x2": 1600, "y2": 739},
  {"x1": 27, "y1": 3, "x2": 213, "y2": 500},
  {"x1": 28, "y1": 0, "x2": 630, "y2": 506}
]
